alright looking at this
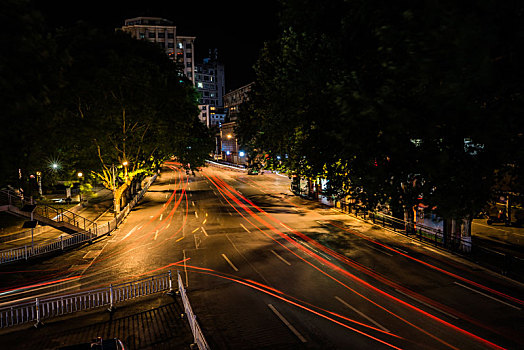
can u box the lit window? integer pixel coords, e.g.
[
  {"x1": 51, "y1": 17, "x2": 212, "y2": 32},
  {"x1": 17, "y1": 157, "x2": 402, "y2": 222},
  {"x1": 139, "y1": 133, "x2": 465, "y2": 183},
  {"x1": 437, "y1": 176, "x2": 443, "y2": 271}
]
[
  {"x1": 197, "y1": 82, "x2": 203, "y2": 88},
  {"x1": 177, "y1": 42, "x2": 183, "y2": 49}
]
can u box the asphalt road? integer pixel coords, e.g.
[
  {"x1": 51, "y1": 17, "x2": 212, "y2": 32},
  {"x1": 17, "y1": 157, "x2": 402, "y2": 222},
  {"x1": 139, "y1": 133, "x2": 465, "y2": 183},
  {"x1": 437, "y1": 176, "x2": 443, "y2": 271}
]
[{"x1": 1, "y1": 163, "x2": 523, "y2": 349}]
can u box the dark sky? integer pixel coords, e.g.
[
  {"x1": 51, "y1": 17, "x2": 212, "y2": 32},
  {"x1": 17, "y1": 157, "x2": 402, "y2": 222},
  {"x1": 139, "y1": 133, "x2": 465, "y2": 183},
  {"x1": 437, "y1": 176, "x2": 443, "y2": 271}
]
[{"x1": 34, "y1": 1, "x2": 281, "y2": 91}]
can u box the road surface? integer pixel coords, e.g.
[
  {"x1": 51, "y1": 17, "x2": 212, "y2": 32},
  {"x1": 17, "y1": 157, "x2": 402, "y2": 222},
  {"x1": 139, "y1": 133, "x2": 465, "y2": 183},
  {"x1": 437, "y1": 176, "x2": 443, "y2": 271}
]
[{"x1": 1, "y1": 163, "x2": 523, "y2": 349}]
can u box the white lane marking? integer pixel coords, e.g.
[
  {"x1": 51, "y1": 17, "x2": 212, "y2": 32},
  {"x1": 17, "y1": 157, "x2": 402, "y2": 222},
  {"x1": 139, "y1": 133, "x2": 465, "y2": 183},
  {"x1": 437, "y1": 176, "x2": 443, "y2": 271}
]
[
  {"x1": 191, "y1": 227, "x2": 200, "y2": 233},
  {"x1": 159, "y1": 214, "x2": 163, "y2": 221},
  {"x1": 201, "y1": 227, "x2": 208, "y2": 237},
  {"x1": 121, "y1": 225, "x2": 140, "y2": 241},
  {"x1": 221, "y1": 254, "x2": 239, "y2": 272},
  {"x1": 165, "y1": 194, "x2": 168, "y2": 199},
  {"x1": 240, "y1": 223, "x2": 250, "y2": 233},
  {"x1": 280, "y1": 222, "x2": 292, "y2": 231},
  {"x1": 213, "y1": 190, "x2": 217, "y2": 195},
  {"x1": 227, "y1": 209, "x2": 233, "y2": 216},
  {"x1": 453, "y1": 282, "x2": 522, "y2": 311},
  {"x1": 268, "y1": 304, "x2": 307, "y2": 343},
  {"x1": 394, "y1": 289, "x2": 459, "y2": 320},
  {"x1": 195, "y1": 235, "x2": 202, "y2": 249},
  {"x1": 335, "y1": 296, "x2": 390, "y2": 332},
  {"x1": 83, "y1": 250, "x2": 99, "y2": 259},
  {"x1": 195, "y1": 211, "x2": 199, "y2": 218},
  {"x1": 166, "y1": 223, "x2": 170, "y2": 229},
  {"x1": 192, "y1": 201, "x2": 195, "y2": 206},
  {"x1": 386, "y1": 245, "x2": 408, "y2": 255},
  {"x1": 153, "y1": 230, "x2": 159, "y2": 240},
  {"x1": 270, "y1": 249, "x2": 291, "y2": 266},
  {"x1": 365, "y1": 243, "x2": 393, "y2": 257}
]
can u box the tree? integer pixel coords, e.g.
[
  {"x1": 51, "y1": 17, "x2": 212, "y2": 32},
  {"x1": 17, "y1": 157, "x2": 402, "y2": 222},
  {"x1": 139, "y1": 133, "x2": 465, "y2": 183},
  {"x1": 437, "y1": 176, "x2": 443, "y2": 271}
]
[
  {"x1": 239, "y1": 0, "x2": 524, "y2": 251},
  {"x1": 50, "y1": 24, "x2": 212, "y2": 209},
  {"x1": 0, "y1": 0, "x2": 61, "y2": 192}
]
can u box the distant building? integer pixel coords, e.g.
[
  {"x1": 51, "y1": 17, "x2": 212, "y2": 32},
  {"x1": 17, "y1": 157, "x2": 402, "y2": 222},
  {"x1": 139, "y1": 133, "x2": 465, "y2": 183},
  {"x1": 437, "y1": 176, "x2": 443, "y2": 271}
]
[
  {"x1": 219, "y1": 83, "x2": 254, "y2": 164},
  {"x1": 120, "y1": 17, "x2": 196, "y2": 83},
  {"x1": 223, "y1": 82, "x2": 254, "y2": 122},
  {"x1": 195, "y1": 50, "x2": 226, "y2": 127},
  {"x1": 199, "y1": 105, "x2": 226, "y2": 128}
]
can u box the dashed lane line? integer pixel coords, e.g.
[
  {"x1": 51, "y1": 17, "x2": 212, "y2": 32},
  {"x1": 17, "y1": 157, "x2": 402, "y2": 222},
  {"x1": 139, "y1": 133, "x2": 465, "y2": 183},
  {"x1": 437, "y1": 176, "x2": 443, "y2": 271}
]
[
  {"x1": 221, "y1": 253, "x2": 239, "y2": 272},
  {"x1": 268, "y1": 304, "x2": 307, "y2": 343}
]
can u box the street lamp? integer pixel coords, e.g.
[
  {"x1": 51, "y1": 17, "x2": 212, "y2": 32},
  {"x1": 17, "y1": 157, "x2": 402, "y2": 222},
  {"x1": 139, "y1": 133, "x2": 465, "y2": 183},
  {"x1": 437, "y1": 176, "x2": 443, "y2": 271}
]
[
  {"x1": 122, "y1": 161, "x2": 129, "y2": 179},
  {"x1": 77, "y1": 172, "x2": 83, "y2": 202},
  {"x1": 36, "y1": 171, "x2": 42, "y2": 196}
]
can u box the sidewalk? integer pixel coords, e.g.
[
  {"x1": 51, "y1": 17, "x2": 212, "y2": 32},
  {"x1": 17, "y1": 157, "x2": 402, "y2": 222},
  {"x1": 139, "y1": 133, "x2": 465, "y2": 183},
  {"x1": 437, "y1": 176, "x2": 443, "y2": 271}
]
[
  {"x1": 315, "y1": 194, "x2": 524, "y2": 282},
  {"x1": 0, "y1": 187, "x2": 114, "y2": 250}
]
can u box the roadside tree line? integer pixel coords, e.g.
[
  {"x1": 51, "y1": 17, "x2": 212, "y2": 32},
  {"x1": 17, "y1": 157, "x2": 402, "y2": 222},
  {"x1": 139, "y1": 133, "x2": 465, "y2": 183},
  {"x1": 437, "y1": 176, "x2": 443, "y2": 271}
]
[
  {"x1": 0, "y1": 0, "x2": 213, "y2": 207},
  {"x1": 236, "y1": 0, "x2": 524, "y2": 250}
]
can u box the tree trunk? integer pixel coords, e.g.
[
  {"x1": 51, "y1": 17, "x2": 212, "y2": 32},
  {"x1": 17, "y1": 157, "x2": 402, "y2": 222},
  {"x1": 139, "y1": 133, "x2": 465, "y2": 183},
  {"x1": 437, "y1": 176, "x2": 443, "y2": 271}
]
[
  {"x1": 404, "y1": 206, "x2": 413, "y2": 234},
  {"x1": 460, "y1": 217, "x2": 472, "y2": 253}
]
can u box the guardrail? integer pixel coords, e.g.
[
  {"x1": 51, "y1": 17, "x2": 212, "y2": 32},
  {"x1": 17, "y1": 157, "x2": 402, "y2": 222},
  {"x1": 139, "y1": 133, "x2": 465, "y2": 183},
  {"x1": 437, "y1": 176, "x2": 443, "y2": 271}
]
[
  {"x1": 33, "y1": 203, "x2": 96, "y2": 232},
  {"x1": 0, "y1": 270, "x2": 210, "y2": 350},
  {"x1": 0, "y1": 175, "x2": 157, "y2": 265},
  {"x1": 0, "y1": 189, "x2": 34, "y2": 209},
  {"x1": 205, "y1": 160, "x2": 246, "y2": 173},
  {"x1": 0, "y1": 271, "x2": 171, "y2": 328},
  {"x1": 178, "y1": 271, "x2": 210, "y2": 350},
  {"x1": 334, "y1": 203, "x2": 524, "y2": 280}
]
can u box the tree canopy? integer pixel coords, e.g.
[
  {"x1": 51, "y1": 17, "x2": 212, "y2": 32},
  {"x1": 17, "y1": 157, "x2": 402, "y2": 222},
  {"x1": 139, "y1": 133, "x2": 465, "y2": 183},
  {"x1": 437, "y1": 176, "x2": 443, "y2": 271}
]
[
  {"x1": 0, "y1": 1, "x2": 213, "y2": 196},
  {"x1": 237, "y1": 0, "x2": 524, "y2": 220}
]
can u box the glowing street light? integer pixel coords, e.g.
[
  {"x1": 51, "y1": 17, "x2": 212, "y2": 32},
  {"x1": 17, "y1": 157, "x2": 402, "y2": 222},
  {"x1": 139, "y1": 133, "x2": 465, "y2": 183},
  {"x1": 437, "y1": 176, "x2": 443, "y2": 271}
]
[
  {"x1": 122, "y1": 160, "x2": 129, "y2": 178},
  {"x1": 77, "y1": 172, "x2": 83, "y2": 202}
]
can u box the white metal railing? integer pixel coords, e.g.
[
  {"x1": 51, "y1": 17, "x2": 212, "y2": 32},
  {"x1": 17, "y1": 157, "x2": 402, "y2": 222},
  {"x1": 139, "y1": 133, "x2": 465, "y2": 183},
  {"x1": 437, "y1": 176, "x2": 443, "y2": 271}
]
[
  {"x1": 0, "y1": 175, "x2": 157, "y2": 265},
  {"x1": 0, "y1": 271, "x2": 171, "y2": 328},
  {"x1": 0, "y1": 270, "x2": 210, "y2": 350},
  {"x1": 178, "y1": 271, "x2": 210, "y2": 350}
]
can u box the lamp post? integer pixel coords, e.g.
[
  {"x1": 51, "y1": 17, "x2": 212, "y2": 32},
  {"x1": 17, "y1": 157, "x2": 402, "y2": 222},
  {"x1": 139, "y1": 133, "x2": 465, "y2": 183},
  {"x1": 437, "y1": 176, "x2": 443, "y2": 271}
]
[
  {"x1": 111, "y1": 164, "x2": 117, "y2": 217},
  {"x1": 36, "y1": 171, "x2": 42, "y2": 196},
  {"x1": 77, "y1": 172, "x2": 83, "y2": 202},
  {"x1": 122, "y1": 161, "x2": 128, "y2": 179}
]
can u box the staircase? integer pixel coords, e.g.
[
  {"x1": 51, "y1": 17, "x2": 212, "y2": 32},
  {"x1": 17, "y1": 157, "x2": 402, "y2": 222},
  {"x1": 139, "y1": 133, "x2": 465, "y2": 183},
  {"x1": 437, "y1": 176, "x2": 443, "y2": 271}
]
[{"x1": 0, "y1": 190, "x2": 97, "y2": 235}]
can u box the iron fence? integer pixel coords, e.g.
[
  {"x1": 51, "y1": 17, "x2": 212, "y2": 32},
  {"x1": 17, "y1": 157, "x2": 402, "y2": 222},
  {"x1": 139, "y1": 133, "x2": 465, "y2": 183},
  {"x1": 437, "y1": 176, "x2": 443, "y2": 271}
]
[
  {"x1": 0, "y1": 270, "x2": 210, "y2": 350},
  {"x1": 0, "y1": 271, "x2": 171, "y2": 328},
  {"x1": 178, "y1": 271, "x2": 210, "y2": 350},
  {"x1": 0, "y1": 175, "x2": 157, "y2": 265}
]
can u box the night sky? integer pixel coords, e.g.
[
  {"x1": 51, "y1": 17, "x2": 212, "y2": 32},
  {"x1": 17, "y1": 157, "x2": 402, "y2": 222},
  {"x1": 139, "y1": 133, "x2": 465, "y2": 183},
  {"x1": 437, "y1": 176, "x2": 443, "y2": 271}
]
[{"x1": 34, "y1": 1, "x2": 281, "y2": 91}]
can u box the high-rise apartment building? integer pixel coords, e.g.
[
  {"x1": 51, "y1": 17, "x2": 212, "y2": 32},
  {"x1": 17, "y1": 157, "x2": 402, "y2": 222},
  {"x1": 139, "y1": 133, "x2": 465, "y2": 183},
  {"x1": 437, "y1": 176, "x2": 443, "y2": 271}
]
[
  {"x1": 120, "y1": 17, "x2": 196, "y2": 83},
  {"x1": 195, "y1": 50, "x2": 226, "y2": 127}
]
